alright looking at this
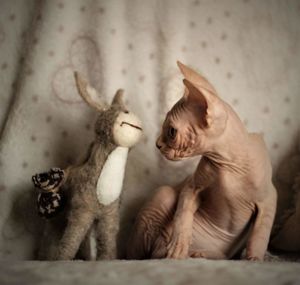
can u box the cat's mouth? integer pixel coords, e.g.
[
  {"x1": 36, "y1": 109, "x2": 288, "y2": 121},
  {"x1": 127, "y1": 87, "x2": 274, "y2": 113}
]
[
  {"x1": 160, "y1": 148, "x2": 184, "y2": 161},
  {"x1": 120, "y1": 121, "x2": 143, "y2": 131},
  {"x1": 166, "y1": 156, "x2": 182, "y2": 161}
]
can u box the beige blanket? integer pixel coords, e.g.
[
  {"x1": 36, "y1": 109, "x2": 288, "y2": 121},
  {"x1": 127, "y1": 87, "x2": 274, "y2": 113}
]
[{"x1": 0, "y1": 0, "x2": 299, "y2": 260}]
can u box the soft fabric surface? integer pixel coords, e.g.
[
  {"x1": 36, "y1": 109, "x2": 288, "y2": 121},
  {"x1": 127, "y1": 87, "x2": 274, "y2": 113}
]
[
  {"x1": 0, "y1": 0, "x2": 300, "y2": 260},
  {"x1": 1, "y1": 259, "x2": 300, "y2": 285}
]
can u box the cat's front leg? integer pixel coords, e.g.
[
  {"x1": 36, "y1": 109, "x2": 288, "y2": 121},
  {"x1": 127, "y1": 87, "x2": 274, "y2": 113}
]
[
  {"x1": 245, "y1": 186, "x2": 277, "y2": 261},
  {"x1": 166, "y1": 182, "x2": 201, "y2": 259},
  {"x1": 166, "y1": 210, "x2": 194, "y2": 259}
]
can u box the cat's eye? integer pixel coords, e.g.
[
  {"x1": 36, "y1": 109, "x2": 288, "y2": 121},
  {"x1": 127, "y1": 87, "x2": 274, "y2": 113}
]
[
  {"x1": 168, "y1": 127, "x2": 177, "y2": 140},
  {"x1": 124, "y1": 110, "x2": 129, "y2": 114}
]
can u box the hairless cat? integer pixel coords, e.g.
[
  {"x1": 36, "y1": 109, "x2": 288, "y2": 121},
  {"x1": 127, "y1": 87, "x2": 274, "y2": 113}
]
[{"x1": 127, "y1": 61, "x2": 277, "y2": 261}]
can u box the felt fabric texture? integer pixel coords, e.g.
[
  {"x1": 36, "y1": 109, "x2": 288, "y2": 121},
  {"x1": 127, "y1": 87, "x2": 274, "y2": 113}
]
[
  {"x1": 36, "y1": 77, "x2": 142, "y2": 260},
  {"x1": 0, "y1": 0, "x2": 300, "y2": 260},
  {"x1": 96, "y1": 146, "x2": 128, "y2": 206}
]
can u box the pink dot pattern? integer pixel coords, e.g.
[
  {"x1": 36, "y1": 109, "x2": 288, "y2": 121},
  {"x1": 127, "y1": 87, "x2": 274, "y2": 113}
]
[{"x1": 0, "y1": 0, "x2": 299, "y2": 260}]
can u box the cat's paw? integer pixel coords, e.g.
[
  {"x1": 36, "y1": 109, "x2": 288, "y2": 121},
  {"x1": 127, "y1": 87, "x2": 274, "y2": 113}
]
[
  {"x1": 166, "y1": 232, "x2": 190, "y2": 259},
  {"x1": 189, "y1": 251, "x2": 206, "y2": 258},
  {"x1": 245, "y1": 255, "x2": 263, "y2": 261}
]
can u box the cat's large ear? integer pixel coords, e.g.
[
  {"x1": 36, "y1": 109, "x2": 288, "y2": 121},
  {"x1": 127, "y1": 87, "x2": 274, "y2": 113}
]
[
  {"x1": 74, "y1": 71, "x2": 108, "y2": 111},
  {"x1": 183, "y1": 79, "x2": 211, "y2": 127},
  {"x1": 183, "y1": 79, "x2": 227, "y2": 128},
  {"x1": 111, "y1": 89, "x2": 126, "y2": 108},
  {"x1": 177, "y1": 61, "x2": 217, "y2": 95}
]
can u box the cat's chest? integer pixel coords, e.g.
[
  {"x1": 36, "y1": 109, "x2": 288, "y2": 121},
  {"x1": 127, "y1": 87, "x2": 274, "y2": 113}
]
[
  {"x1": 203, "y1": 172, "x2": 255, "y2": 211},
  {"x1": 96, "y1": 147, "x2": 129, "y2": 205}
]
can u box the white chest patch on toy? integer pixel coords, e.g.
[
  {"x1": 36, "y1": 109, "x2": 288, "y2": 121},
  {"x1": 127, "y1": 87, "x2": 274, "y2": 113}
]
[{"x1": 96, "y1": 147, "x2": 129, "y2": 205}]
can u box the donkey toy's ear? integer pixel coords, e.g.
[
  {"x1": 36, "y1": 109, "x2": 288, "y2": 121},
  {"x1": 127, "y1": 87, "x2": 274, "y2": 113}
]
[
  {"x1": 111, "y1": 89, "x2": 126, "y2": 108},
  {"x1": 74, "y1": 71, "x2": 108, "y2": 111}
]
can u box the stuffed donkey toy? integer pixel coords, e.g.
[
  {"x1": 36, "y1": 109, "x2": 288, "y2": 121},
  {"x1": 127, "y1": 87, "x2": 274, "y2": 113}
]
[{"x1": 33, "y1": 72, "x2": 142, "y2": 260}]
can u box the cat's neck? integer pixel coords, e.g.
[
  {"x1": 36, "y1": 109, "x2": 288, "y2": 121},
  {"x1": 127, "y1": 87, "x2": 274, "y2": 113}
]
[{"x1": 202, "y1": 112, "x2": 252, "y2": 173}]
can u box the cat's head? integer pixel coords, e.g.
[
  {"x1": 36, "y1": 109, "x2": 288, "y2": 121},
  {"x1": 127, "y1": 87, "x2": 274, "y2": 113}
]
[
  {"x1": 156, "y1": 61, "x2": 228, "y2": 161},
  {"x1": 74, "y1": 72, "x2": 142, "y2": 148}
]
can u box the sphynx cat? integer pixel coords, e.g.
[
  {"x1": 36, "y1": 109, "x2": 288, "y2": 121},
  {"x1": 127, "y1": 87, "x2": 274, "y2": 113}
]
[{"x1": 127, "y1": 62, "x2": 277, "y2": 261}]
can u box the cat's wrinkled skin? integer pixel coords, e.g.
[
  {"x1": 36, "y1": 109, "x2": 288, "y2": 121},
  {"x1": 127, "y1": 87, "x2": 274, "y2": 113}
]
[{"x1": 127, "y1": 62, "x2": 277, "y2": 261}]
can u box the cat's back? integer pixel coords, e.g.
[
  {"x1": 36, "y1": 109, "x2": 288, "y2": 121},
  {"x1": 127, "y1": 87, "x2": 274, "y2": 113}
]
[{"x1": 248, "y1": 133, "x2": 273, "y2": 181}]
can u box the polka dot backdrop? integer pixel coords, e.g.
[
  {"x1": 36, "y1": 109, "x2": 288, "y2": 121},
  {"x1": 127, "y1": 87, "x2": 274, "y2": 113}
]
[{"x1": 0, "y1": 0, "x2": 299, "y2": 260}]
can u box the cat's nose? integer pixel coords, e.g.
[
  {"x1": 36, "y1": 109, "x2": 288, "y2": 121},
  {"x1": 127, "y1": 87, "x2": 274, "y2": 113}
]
[{"x1": 156, "y1": 142, "x2": 162, "y2": 149}]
